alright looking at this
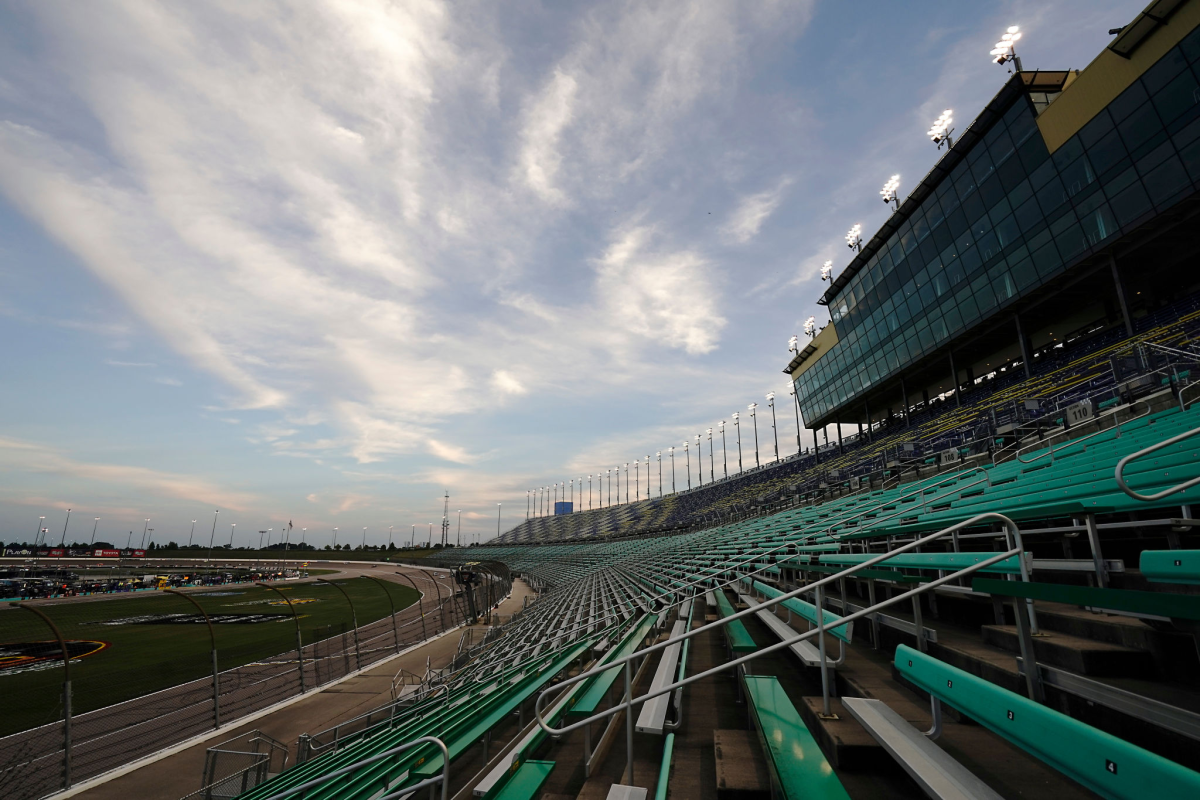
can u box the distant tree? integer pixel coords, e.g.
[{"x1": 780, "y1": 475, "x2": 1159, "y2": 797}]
[{"x1": 167, "y1": 541, "x2": 178, "y2": 550}]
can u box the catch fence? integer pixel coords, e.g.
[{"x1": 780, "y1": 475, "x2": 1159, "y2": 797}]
[{"x1": 0, "y1": 569, "x2": 500, "y2": 800}]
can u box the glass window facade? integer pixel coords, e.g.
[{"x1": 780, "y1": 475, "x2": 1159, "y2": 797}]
[{"x1": 796, "y1": 23, "x2": 1200, "y2": 426}]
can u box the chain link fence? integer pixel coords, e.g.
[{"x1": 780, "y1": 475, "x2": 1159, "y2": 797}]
[{"x1": 0, "y1": 569, "x2": 481, "y2": 800}]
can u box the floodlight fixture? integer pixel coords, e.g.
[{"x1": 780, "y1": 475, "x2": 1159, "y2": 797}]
[
  {"x1": 880, "y1": 174, "x2": 901, "y2": 209},
  {"x1": 991, "y1": 25, "x2": 1023, "y2": 70},
  {"x1": 803, "y1": 315, "x2": 817, "y2": 338},
  {"x1": 928, "y1": 109, "x2": 954, "y2": 149},
  {"x1": 820, "y1": 260, "x2": 833, "y2": 281},
  {"x1": 788, "y1": 334, "x2": 799, "y2": 353},
  {"x1": 845, "y1": 224, "x2": 863, "y2": 251}
]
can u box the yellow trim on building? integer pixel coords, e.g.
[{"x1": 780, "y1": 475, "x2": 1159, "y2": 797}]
[
  {"x1": 1037, "y1": 0, "x2": 1200, "y2": 153},
  {"x1": 788, "y1": 323, "x2": 839, "y2": 380}
]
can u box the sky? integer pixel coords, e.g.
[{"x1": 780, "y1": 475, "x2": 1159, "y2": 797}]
[{"x1": 0, "y1": 0, "x2": 1144, "y2": 548}]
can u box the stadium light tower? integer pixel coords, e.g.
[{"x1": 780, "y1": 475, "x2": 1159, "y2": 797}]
[
  {"x1": 656, "y1": 453, "x2": 662, "y2": 497},
  {"x1": 187, "y1": 519, "x2": 196, "y2": 547},
  {"x1": 991, "y1": 26, "x2": 1023, "y2": 70},
  {"x1": 58, "y1": 508, "x2": 72, "y2": 548},
  {"x1": 206, "y1": 509, "x2": 219, "y2": 564},
  {"x1": 845, "y1": 224, "x2": 863, "y2": 252},
  {"x1": 644, "y1": 457, "x2": 650, "y2": 500},
  {"x1": 732, "y1": 412, "x2": 743, "y2": 473},
  {"x1": 624, "y1": 463, "x2": 630, "y2": 504},
  {"x1": 387, "y1": 525, "x2": 394, "y2": 549},
  {"x1": 767, "y1": 392, "x2": 779, "y2": 462},
  {"x1": 607, "y1": 469, "x2": 612, "y2": 506},
  {"x1": 749, "y1": 403, "x2": 760, "y2": 467},
  {"x1": 804, "y1": 316, "x2": 817, "y2": 338},
  {"x1": 229, "y1": 523, "x2": 236, "y2": 548},
  {"x1": 633, "y1": 460, "x2": 639, "y2": 500},
  {"x1": 928, "y1": 110, "x2": 954, "y2": 149},
  {"x1": 334, "y1": 526, "x2": 340, "y2": 548},
  {"x1": 496, "y1": 503, "x2": 501, "y2": 538},
  {"x1": 881, "y1": 174, "x2": 901, "y2": 210},
  {"x1": 457, "y1": 510, "x2": 461, "y2": 547},
  {"x1": 683, "y1": 442, "x2": 691, "y2": 489},
  {"x1": 719, "y1": 420, "x2": 728, "y2": 478},
  {"x1": 365, "y1": 527, "x2": 370, "y2": 549},
  {"x1": 140, "y1": 518, "x2": 150, "y2": 549},
  {"x1": 707, "y1": 429, "x2": 715, "y2": 482},
  {"x1": 34, "y1": 516, "x2": 45, "y2": 548},
  {"x1": 695, "y1": 434, "x2": 704, "y2": 485},
  {"x1": 788, "y1": 384, "x2": 802, "y2": 453},
  {"x1": 820, "y1": 261, "x2": 833, "y2": 282},
  {"x1": 90, "y1": 517, "x2": 100, "y2": 546},
  {"x1": 669, "y1": 447, "x2": 675, "y2": 493}
]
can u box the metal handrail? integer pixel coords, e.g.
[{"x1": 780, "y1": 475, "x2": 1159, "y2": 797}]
[
  {"x1": 1017, "y1": 399, "x2": 1151, "y2": 464},
  {"x1": 827, "y1": 467, "x2": 991, "y2": 541},
  {"x1": 258, "y1": 735, "x2": 449, "y2": 800},
  {"x1": 1115, "y1": 424, "x2": 1200, "y2": 502},
  {"x1": 534, "y1": 512, "x2": 1032, "y2": 739}
]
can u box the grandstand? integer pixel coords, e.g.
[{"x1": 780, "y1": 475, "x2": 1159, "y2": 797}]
[{"x1": 209, "y1": 6, "x2": 1200, "y2": 799}]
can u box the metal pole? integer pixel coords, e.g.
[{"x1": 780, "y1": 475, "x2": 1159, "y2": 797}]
[
  {"x1": 165, "y1": 589, "x2": 221, "y2": 728},
  {"x1": 418, "y1": 569, "x2": 445, "y2": 631},
  {"x1": 396, "y1": 573, "x2": 427, "y2": 640},
  {"x1": 625, "y1": 659, "x2": 634, "y2": 785},
  {"x1": 317, "y1": 579, "x2": 361, "y2": 671},
  {"x1": 257, "y1": 583, "x2": 306, "y2": 692},
  {"x1": 815, "y1": 584, "x2": 832, "y2": 717},
  {"x1": 20, "y1": 603, "x2": 72, "y2": 788},
  {"x1": 363, "y1": 575, "x2": 401, "y2": 653}
]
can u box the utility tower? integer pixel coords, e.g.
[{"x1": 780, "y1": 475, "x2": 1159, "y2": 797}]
[{"x1": 441, "y1": 491, "x2": 450, "y2": 548}]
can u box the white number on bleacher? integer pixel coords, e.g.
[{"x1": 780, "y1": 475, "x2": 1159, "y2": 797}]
[
  {"x1": 1106, "y1": 760, "x2": 1117, "y2": 774},
  {"x1": 1007, "y1": 710, "x2": 1014, "y2": 720}
]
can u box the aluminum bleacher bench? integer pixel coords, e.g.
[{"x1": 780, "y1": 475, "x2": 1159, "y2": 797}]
[
  {"x1": 842, "y1": 697, "x2": 1003, "y2": 800},
  {"x1": 894, "y1": 644, "x2": 1200, "y2": 799}
]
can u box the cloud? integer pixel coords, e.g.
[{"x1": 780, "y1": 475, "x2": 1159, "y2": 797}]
[
  {"x1": 154, "y1": 376, "x2": 183, "y2": 386},
  {"x1": 594, "y1": 224, "x2": 726, "y2": 355},
  {"x1": 0, "y1": 436, "x2": 257, "y2": 510},
  {"x1": 517, "y1": 69, "x2": 578, "y2": 204},
  {"x1": 722, "y1": 178, "x2": 792, "y2": 244}
]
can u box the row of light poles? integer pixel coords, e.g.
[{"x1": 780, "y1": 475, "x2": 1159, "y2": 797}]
[{"x1": 525, "y1": 387, "x2": 809, "y2": 517}]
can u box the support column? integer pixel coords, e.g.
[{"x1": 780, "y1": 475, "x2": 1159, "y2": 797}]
[
  {"x1": 836, "y1": 419, "x2": 843, "y2": 454},
  {"x1": 1015, "y1": 314, "x2": 1033, "y2": 379},
  {"x1": 899, "y1": 379, "x2": 909, "y2": 427},
  {"x1": 1110, "y1": 254, "x2": 1134, "y2": 338},
  {"x1": 864, "y1": 402, "x2": 873, "y2": 442},
  {"x1": 949, "y1": 350, "x2": 961, "y2": 407}
]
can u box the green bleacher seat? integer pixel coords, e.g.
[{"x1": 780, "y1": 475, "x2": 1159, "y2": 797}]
[
  {"x1": 491, "y1": 760, "x2": 554, "y2": 800},
  {"x1": 743, "y1": 675, "x2": 850, "y2": 799},
  {"x1": 713, "y1": 589, "x2": 757, "y2": 652},
  {"x1": 895, "y1": 645, "x2": 1200, "y2": 798},
  {"x1": 820, "y1": 552, "x2": 1022, "y2": 574},
  {"x1": 972, "y1": 577, "x2": 1200, "y2": 621},
  {"x1": 1140, "y1": 550, "x2": 1200, "y2": 586},
  {"x1": 751, "y1": 580, "x2": 852, "y2": 642}
]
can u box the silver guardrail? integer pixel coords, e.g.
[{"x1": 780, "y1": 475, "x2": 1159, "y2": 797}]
[
  {"x1": 258, "y1": 735, "x2": 449, "y2": 800},
  {"x1": 1115, "y1": 424, "x2": 1200, "y2": 502},
  {"x1": 533, "y1": 512, "x2": 1039, "y2": 786}
]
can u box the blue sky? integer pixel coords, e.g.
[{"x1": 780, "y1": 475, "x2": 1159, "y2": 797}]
[{"x1": 0, "y1": 0, "x2": 1142, "y2": 547}]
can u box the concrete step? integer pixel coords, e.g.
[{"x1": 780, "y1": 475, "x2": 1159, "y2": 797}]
[{"x1": 980, "y1": 625, "x2": 1153, "y2": 677}]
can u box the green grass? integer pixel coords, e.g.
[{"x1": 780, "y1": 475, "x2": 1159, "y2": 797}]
[{"x1": 0, "y1": 578, "x2": 418, "y2": 736}]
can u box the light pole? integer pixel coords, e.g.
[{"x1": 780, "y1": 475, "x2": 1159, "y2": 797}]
[
  {"x1": 59, "y1": 508, "x2": 72, "y2": 547},
  {"x1": 187, "y1": 519, "x2": 196, "y2": 547},
  {"x1": 526, "y1": 490, "x2": 530, "y2": 520},
  {"x1": 733, "y1": 412, "x2": 743, "y2": 473},
  {"x1": 881, "y1": 174, "x2": 901, "y2": 211},
  {"x1": 388, "y1": 525, "x2": 393, "y2": 550},
  {"x1": 333, "y1": 527, "x2": 339, "y2": 549},
  {"x1": 719, "y1": 421, "x2": 728, "y2": 478},
  {"x1": 767, "y1": 392, "x2": 779, "y2": 462},
  {"x1": 624, "y1": 463, "x2": 629, "y2": 504},
  {"x1": 789, "y1": 384, "x2": 802, "y2": 453},
  {"x1": 695, "y1": 435, "x2": 703, "y2": 486},
  {"x1": 426, "y1": 523, "x2": 432, "y2": 546},
  {"x1": 928, "y1": 109, "x2": 955, "y2": 150},
  {"x1": 634, "y1": 460, "x2": 639, "y2": 501},
  {"x1": 496, "y1": 503, "x2": 502, "y2": 538},
  {"x1": 749, "y1": 403, "x2": 760, "y2": 467},
  {"x1": 607, "y1": 469, "x2": 612, "y2": 506},
  {"x1": 684, "y1": 441, "x2": 691, "y2": 490},
  {"x1": 707, "y1": 429, "x2": 715, "y2": 482},
  {"x1": 229, "y1": 523, "x2": 236, "y2": 548},
  {"x1": 140, "y1": 518, "x2": 150, "y2": 549},
  {"x1": 846, "y1": 224, "x2": 863, "y2": 252},
  {"x1": 363, "y1": 527, "x2": 368, "y2": 550},
  {"x1": 206, "y1": 509, "x2": 219, "y2": 564},
  {"x1": 457, "y1": 510, "x2": 461, "y2": 547},
  {"x1": 616, "y1": 467, "x2": 621, "y2": 505},
  {"x1": 656, "y1": 452, "x2": 662, "y2": 497},
  {"x1": 670, "y1": 447, "x2": 675, "y2": 493},
  {"x1": 34, "y1": 516, "x2": 45, "y2": 548},
  {"x1": 570, "y1": 478, "x2": 574, "y2": 509},
  {"x1": 89, "y1": 518, "x2": 100, "y2": 546},
  {"x1": 991, "y1": 26, "x2": 1023, "y2": 71},
  {"x1": 588, "y1": 475, "x2": 593, "y2": 509}
]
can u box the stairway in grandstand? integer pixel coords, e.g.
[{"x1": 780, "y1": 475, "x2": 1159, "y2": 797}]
[{"x1": 228, "y1": 396, "x2": 1200, "y2": 799}]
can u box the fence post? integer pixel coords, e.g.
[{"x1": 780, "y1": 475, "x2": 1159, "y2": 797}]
[
  {"x1": 163, "y1": 588, "x2": 221, "y2": 728},
  {"x1": 363, "y1": 575, "x2": 401, "y2": 654},
  {"x1": 395, "y1": 572, "x2": 427, "y2": 641},
  {"x1": 19, "y1": 603, "x2": 71, "y2": 790},
  {"x1": 257, "y1": 583, "x2": 306, "y2": 693},
  {"x1": 316, "y1": 578, "x2": 361, "y2": 672},
  {"x1": 417, "y1": 569, "x2": 444, "y2": 631}
]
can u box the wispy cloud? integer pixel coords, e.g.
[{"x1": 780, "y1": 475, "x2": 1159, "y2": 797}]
[{"x1": 722, "y1": 178, "x2": 792, "y2": 244}]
